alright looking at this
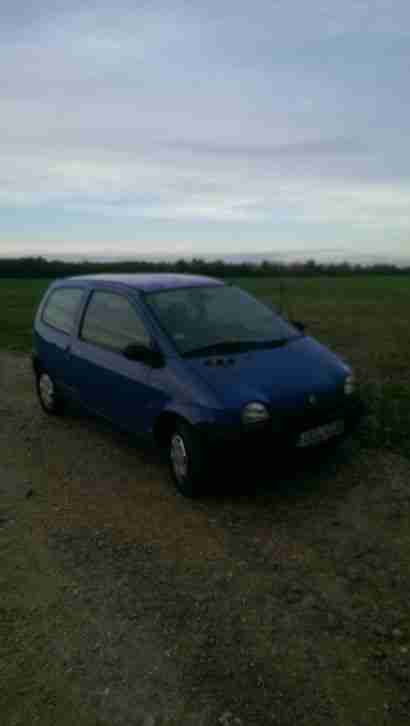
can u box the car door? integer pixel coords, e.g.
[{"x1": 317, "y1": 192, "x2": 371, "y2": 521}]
[
  {"x1": 35, "y1": 285, "x2": 87, "y2": 397},
  {"x1": 69, "y1": 288, "x2": 157, "y2": 435}
]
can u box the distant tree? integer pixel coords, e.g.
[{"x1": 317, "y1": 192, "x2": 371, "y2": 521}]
[{"x1": 1, "y1": 254, "x2": 409, "y2": 279}]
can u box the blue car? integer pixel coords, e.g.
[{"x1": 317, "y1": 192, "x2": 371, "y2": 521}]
[{"x1": 33, "y1": 273, "x2": 363, "y2": 496}]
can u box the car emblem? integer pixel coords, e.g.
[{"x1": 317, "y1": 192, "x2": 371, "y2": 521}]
[{"x1": 308, "y1": 394, "x2": 317, "y2": 406}]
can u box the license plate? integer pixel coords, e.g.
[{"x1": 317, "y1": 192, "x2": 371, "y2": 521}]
[{"x1": 297, "y1": 419, "x2": 345, "y2": 448}]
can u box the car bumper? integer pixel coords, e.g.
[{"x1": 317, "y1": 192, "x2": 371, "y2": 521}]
[{"x1": 197, "y1": 395, "x2": 365, "y2": 456}]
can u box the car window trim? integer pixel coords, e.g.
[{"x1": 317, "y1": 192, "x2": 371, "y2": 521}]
[
  {"x1": 79, "y1": 288, "x2": 152, "y2": 355},
  {"x1": 143, "y1": 283, "x2": 223, "y2": 302},
  {"x1": 41, "y1": 285, "x2": 86, "y2": 336}
]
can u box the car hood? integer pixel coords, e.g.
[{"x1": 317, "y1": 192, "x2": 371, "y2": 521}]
[{"x1": 185, "y1": 335, "x2": 350, "y2": 411}]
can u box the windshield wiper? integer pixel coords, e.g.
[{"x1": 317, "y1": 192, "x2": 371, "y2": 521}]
[{"x1": 182, "y1": 338, "x2": 293, "y2": 358}]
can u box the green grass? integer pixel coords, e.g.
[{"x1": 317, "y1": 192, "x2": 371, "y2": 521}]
[
  {"x1": 1, "y1": 275, "x2": 410, "y2": 459},
  {"x1": 0, "y1": 278, "x2": 50, "y2": 352}
]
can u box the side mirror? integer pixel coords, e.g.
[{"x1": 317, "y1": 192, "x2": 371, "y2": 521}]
[
  {"x1": 123, "y1": 342, "x2": 164, "y2": 367},
  {"x1": 292, "y1": 320, "x2": 306, "y2": 334}
]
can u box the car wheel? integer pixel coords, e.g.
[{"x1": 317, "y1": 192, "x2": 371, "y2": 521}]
[
  {"x1": 169, "y1": 421, "x2": 205, "y2": 497},
  {"x1": 36, "y1": 371, "x2": 65, "y2": 415}
]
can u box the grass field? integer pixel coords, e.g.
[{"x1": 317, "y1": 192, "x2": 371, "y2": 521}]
[
  {"x1": 2, "y1": 276, "x2": 410, "y2": 725},
  {"x1": 1, "y1": 275, "x2": 409, "y2": 459},
  {"x1": 0, "y1": 278, "x2": 49, "y2": 352}
]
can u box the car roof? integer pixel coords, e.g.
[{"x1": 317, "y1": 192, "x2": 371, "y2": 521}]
[{"x1": 63, "y1": 273, "x2": 225, "y2": 293}]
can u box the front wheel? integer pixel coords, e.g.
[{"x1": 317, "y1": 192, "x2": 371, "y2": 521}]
[
  {"x1": 36, "y1": 371, "x2": 65, "y2": 415},
  {"x1": 169, "y1": 422, "x2": 205, "y2": 497}
]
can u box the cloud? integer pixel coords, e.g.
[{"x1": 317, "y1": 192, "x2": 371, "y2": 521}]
[
  {"x1": 1, "y1": 141, "x2": 408, "y2": 235},
  {"x1": 0, "y1": 0, "x2": 409, "y2": 257}
]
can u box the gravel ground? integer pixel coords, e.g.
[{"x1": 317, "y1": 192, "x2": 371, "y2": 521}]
[{"x1": 1, "y1": 351, "x2": 410, "y2": 726}]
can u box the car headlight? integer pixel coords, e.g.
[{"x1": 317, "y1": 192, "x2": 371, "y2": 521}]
[
  {"x1": 344, "y1": 374, "x2": 356, "y2": 396},
  {"x1": 241, "y1": 402, "x2": 270, "y2": 426}
]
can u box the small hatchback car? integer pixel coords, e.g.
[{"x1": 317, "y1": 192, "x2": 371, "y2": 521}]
[{"x1": 33, "y1": 274, "x2": 363, "y2": 496}]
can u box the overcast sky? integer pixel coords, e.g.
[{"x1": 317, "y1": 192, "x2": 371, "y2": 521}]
[{"x1": 1, "y1": 1, "x2": 410, "y2": 260}]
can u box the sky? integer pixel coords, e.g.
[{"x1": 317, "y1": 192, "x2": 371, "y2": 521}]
[{"x1": 1, "y1": 0, "x2": 410, "y2": 261}]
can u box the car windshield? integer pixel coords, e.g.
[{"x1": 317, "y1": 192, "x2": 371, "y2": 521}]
[{"x1": 145, "y1": 285, "x2": 300, "y2": 356}]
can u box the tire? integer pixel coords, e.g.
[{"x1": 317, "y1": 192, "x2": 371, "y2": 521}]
[
  {"x1": 36, "y1": 370, "x2": 65, "y2": 415},
  {"x1": 168, "y1": 421, "x2": 205, "y2": 497}
]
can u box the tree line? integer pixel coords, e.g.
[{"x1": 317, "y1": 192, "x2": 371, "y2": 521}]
[{"x1": 0, "y1": 255, "x2": 409, "y2": 279}]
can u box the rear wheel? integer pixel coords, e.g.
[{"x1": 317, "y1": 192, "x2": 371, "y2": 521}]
[
  {"x1": 36, "y1": 371, "x2": 65, "y2": 415},
  {"x1": 169, "y1": 421, "x2": 205, "y2": 497}
]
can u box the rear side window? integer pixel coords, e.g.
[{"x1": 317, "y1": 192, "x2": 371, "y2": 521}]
[
  {"x1": 81, "y1": 291, "x2": 150, "y2": 351},
  {"x1": 42, "y1": 287, "x2": 84, "y2": 334}
]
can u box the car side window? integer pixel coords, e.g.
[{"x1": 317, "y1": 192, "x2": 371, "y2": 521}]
[
  {"x1": 81, "y1": 291, "x2": 150, "y2": 352},
  {"x1": 42, "y1": 287, "x2": 84, "y2": 335}
]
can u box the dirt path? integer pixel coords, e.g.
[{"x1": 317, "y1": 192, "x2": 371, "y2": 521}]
[{"x1": 1, "y1": 351, "x2": 410, "y2": 726}]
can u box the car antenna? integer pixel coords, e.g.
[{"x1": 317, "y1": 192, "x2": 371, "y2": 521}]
[
  {"x1": 279, "y1": 278, "x2": 285, "y2": 315},
  {"x1": 279, "y1": 275, "x2": 293, "y2": 321}
]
